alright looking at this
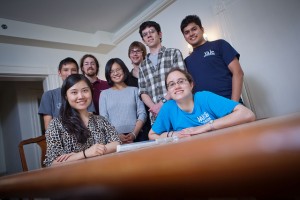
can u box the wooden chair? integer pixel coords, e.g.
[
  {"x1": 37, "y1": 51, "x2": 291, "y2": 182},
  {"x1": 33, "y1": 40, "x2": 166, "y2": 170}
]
[{"x1": 18, "y1": 134, "x2": 47, "y2": 171}]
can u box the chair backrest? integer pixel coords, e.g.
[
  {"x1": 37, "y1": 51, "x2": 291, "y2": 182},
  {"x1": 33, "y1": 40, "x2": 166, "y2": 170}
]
[{"x1": 18, "y1": 134, "x2": 47, "y2": 171}]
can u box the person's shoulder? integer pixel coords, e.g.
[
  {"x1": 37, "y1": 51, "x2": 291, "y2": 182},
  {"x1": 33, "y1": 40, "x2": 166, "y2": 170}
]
[
  {"x1": 98, "y1": 78, "x2": 109, "y2": 85},
  {"x1": 165, "y1": 47, "x2": 181, "y2": 52},
  {"x1": 100, "y1": 88, "x2": 111, "y2": 95},
  {"x1": 92, "y1": 114, "x2": 109, "y2": 124},
  {"x1": 127, "y1": 86, "x2": 138, "y2": 90},
  {"x1": 47, "y1": 117, "x2": 62, "y2": 129},
  {"x1": 125, "y1": 86, "x2": 137, "y2": 92},
  {"x1": 91, "y1": 114, "x2": 101, "y2": 120},
  {"x1": 195, "y1": 91, "x2": 215, "y2": 98},
  {"x1": 52, "y1": 87, "x2": 61, "y2": 94},
  {"x1": 213, "y1": 39, "x2": 230, "y2": 46},
  {"x1": 212, "y1": 39, "x2": 227, "y2": 43},
  {"x1": 47, "y1": 87, "x2": 61, "y2": 95},
  {"x1": 42, "y1": 87, "x2": 60, "y2": 98},
  {"x1": 163, "y1": 99, "x2": 177, "y2": 108},
  {"x1": 98, "y1": 78, "x2": 107, "y2": 83}
]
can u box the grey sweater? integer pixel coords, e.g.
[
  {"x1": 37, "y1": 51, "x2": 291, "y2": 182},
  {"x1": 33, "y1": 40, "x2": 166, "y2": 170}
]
[{"x1": 99, "y1": 87, "x2": 147, "y2": 134}]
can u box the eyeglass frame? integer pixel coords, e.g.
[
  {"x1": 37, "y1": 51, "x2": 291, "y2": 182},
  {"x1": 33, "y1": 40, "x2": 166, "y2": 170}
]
[
  {"x1": 141, "y1": 28, "x2": 157, "y2": 37},
  {"x1": 130, "y1": 49, "x2": 143, "y2": 55},
  {"x1": 166, "y1": 78, "x2": 189, "y2": 89},
  {"x1": 110, "y1": 68, "x2": 123, "y2": 75}
]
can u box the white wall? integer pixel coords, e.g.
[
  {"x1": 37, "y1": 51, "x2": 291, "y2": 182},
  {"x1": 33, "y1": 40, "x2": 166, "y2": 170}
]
[
  {"x1": 105, "y1": 0, "x2": 300, "y2": 119},
  {"x1": 105, "y1": 0, "x2": 218, "y2": 68},
  {"x1": 212, "y1": 0, "x2": 300, "y2": 119},
  {"x1": 0, "y1": 43, "x2": 108, "y2": 89}
]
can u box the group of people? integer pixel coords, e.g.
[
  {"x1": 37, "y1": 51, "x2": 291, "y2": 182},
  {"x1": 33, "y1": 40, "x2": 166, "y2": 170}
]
[{"x1": 41, "y1": 15, "x2": 255, "y2": 167}]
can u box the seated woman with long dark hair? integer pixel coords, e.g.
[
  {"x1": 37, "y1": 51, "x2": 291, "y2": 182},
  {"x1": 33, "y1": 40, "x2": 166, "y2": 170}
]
[{"x1": 44, "y1": 74, "x2": 120, "y2": 166}]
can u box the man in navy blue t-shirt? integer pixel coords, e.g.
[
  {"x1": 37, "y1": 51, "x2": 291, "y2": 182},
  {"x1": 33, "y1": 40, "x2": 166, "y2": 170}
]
[{"x1": 180, "y1": 15, "x2": 244, "y2": 102}]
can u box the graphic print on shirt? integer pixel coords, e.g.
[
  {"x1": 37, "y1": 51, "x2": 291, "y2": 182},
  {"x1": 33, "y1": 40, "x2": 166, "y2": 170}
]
[
  {"x1": 204, "y1": 50, "x2": 215, "y2": 57},
  {"x1": 196, "y1": 111, "x2": 212, "y2": 124},
  {"x1": 56, "y1": 103, "x2": 61, "y2": 109}
]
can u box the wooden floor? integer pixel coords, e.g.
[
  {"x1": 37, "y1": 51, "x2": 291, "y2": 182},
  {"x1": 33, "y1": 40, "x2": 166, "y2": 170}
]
[{"x1": 1, "y1": 113, "x2": 300, "y2": 199}]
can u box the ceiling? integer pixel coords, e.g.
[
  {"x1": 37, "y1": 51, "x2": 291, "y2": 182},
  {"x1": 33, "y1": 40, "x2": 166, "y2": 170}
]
[{"x1": 0, "y1": 0, "x2": 174, "y2": 53}]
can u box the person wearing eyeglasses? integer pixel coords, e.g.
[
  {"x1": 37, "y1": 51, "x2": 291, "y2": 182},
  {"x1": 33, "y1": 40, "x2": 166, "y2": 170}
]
[
  {"x1": 138, "y1": 21, "x2": 186, "y2": 124},
  {"x1": 148, "y1": 67, "x2": 255, "y2": 140},
  {"x1": 100, "y1": 58, "x2": 147, "y2": 144},
  {"x1": 80, "y1": 54, "x2": 110, "y2": 115},
  {"x1": 126, "y1": 41, "x2": 152, "y2": 142},
  {"x1": 126, "y1": 41, "x2": 147, "y2": 87}
]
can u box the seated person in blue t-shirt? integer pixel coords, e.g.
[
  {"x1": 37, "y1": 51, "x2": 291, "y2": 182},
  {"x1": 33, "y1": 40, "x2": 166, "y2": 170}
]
[{"x1": 148, "y1": 68, "x2": 255, "y2": 140}]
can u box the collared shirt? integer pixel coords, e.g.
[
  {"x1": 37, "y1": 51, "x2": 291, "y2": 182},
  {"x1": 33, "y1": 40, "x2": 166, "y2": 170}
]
[
  {"x1": 138, "y1": 46, "x2": 186, "y2": 104},
  {"x1": 138, "y1": 46, "x2": 186, "y2": 123},
  {"x1": 92, "y1": 78, "x2": 110, "y2": 115}
]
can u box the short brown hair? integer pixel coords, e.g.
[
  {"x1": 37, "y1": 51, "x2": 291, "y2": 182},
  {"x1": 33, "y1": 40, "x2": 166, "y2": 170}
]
[{"x1": 128, "y1": 41, "x2": 147, "y2": 59}]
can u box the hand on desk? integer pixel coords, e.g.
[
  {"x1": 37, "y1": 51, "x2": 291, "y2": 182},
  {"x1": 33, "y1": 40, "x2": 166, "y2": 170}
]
[
  {"x1": 85, "y1": 143, "x2": 107, "y2": 157},
  {"x1": 178, "y1": 125, "x2": 209, "y2": 136},
  {"x1": 119, "y1": 133, "x2": 134, "y2": 144},
  {"x1": 52, "y1": 143, "x2": 107, "y2": 165},
  {"x1": 54, "y1": 152, "x2": 76, "y2": 163}
]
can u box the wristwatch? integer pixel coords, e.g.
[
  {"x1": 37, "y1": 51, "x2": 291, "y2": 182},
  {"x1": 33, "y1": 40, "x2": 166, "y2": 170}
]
[{"x1": 161, "y1": 97, "x2": 167, "y2": 103}]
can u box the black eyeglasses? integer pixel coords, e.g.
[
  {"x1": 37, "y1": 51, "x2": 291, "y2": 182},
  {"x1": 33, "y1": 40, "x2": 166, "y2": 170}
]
[{"x1": 130, "y1": 50, "x2": 143, "y2": 55}]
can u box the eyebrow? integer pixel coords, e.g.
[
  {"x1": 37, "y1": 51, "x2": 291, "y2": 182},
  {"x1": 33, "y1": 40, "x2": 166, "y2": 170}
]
[{"x1": 184, "y1": 25, "x2": 197, "y2": 32}]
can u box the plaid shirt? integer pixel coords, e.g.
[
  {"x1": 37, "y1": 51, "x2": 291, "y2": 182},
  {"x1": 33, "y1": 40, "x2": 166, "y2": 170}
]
[{"x1": 138, "y1": 46, "x2": 186, "y2": 122}]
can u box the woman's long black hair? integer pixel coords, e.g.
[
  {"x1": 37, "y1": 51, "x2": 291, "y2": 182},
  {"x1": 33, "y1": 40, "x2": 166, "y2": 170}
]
[{"x1": 60, "y1": 74, "x2": 93, "y2": 144}]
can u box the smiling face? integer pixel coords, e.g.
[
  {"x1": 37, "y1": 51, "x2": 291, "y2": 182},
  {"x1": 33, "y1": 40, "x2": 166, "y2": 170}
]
[
  {"x1": 141, "y1": 26, "x2": 162, "y2": 48},
  {"x1": 166, "y1": 70, "x2": 194, "y2": 101},
  {"x1": 66, "y1": 80, "x2": 92, "y2": 111},
  {"x1": 129, "y1": 47, "x2": 144, "y2": 65},
  {"x1": 58, "y1": 63, "x2": 78, "y2": 81},
  {"x1": 182, "y1": 22, "x2": 205, "y2": 48},
  {"x1": 110, "y1": 62, "x2": 125, "y2": 85}
]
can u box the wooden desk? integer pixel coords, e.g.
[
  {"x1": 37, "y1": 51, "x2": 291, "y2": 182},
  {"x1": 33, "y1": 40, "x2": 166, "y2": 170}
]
[{"x1": 1, "y1": 113, "x2": 300, "y2": 199}]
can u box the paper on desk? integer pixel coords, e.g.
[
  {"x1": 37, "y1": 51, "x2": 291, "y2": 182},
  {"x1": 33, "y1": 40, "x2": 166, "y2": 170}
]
[{"x1": 117, "y1": 136, "x2": 179, "y2": 152}]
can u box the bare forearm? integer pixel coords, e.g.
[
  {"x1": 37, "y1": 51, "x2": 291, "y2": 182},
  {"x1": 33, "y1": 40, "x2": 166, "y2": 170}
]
[
  {"x1": 132, "y1": 120, "x2": 144, "y2": 137},
  {"x1": 51, "y1": 151, "x2": 84, "y2": 166},
  {"x1": 141, "y1": 94, "x2": 155, "y2": 108},
  {"x1": 228, "y1": 57, "x2": 244, "y2": 102},
  {"x1": 212, "y1": 105, "x2": 255, "y2": 130},
  {"x1": 43, "y1": 115, "x2": 53, "y2": 130},
  {"x1": 104, "y1": 141, "x2": 119, "y2": 154},
  {"x1": 231, "y1": 72, "x2": 244, "y2": 102},
  {"x1": 148, "y1": 129, "x2": 168, "y2": 140}
]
